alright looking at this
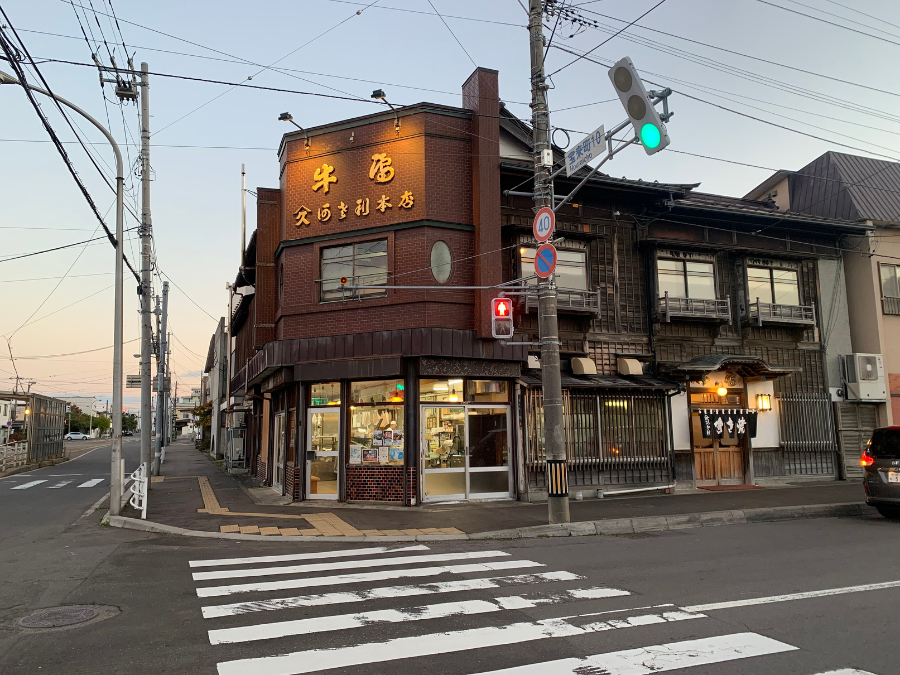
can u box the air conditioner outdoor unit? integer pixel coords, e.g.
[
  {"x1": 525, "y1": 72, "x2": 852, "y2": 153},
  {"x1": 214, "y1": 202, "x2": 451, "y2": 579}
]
[{"x1": 844, "y1": 353, "x2": 887, "y2": 402}]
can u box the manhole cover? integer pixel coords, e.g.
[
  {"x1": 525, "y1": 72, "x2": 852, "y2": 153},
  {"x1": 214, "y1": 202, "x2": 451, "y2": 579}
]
[{"x1": 19, "y1": 606, "x2": 99, "y2": 629}]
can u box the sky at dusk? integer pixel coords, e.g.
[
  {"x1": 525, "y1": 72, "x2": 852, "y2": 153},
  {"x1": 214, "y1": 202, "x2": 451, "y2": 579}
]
[{"x1": 2, "y1": 0, "x2": 898, "y2": 404}]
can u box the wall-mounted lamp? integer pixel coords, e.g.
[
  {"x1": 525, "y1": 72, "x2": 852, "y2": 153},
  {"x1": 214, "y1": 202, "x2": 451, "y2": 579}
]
[
  {"x1": 371, "y1": 89, "x2": 401, "y2": 134},
  {"x1": 278, "y1": 112, "x2": 310, "y2": 151},
  {"x1": 757, "y1": 393, "x2": 772, "y2": 411},
  {"x1": 716, "y1": 386, "x2": 728, "y2": 397}
]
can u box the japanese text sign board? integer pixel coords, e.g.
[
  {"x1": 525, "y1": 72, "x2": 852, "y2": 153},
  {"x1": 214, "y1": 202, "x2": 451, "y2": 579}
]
[
  {"x1": 533, "y1": 207, "x2": 555, "y2": 243},
  {"x1": 565, "y1": 124, "x2": 605, "y2": 177},
  {"x1": 534, "y1": 243, "x2": 558, "y2": 279}
]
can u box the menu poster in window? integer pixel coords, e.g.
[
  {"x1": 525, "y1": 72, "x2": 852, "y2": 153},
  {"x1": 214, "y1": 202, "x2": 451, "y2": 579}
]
[
  {"x1": 373, "y1": 430, "x2": 383, "y2": 445},
  {"x1": 349, "y1": 445, "x2": 362, "y2": 465},
  {"x1": 378, "y1": 447, "x2": 389, "y2": 464},
  {"x1": 392, "y1": 430, "x2": 403, "y2": 443},
  {"x1": 383, "y1": 429, "x2": 393, "y2": 442},
  {"x1": 362, "y1": 448, "x2": 378, "y2": 463},
  {"x1": 389, "y1": 448, "x2": 404, "y2": 462}
]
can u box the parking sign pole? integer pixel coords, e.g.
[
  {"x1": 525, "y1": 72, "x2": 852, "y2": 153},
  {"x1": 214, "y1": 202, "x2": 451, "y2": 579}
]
[{"x1": 529, "y1": 0, "x2": 569, "y2": 524}]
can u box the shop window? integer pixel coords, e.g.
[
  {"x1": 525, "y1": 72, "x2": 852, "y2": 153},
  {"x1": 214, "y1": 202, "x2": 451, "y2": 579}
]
[
  {"x1": 657, "y1": 259, "x2": 716, "y2": 300},
  {"x1": 310, "y1": 382, "x2": 340, "y2": 406},
  {"x1": 320, "y1": 239, "x2": 387, "y2": 301},
  {"x1": 349, "y1": 381, "x2": 404, "y2": 467},
  {"x1": 519, "y1": 247, "x2": 587, "y2": 290},
  {"x1": 880, "y1": 263, "x2": 900, "y2": 298},
  {"x1": 350, "y1": 380, "x2": 404, "y2": 404},
  {"x1": 747, "y1": 266, "x2": 800, "y2": 305},
  {"x1": 420, "y1": 379, "x2": 463, "y2": 403},
  {"x1": 466, "y1": 380, "x2": 509, "y2": 403}
]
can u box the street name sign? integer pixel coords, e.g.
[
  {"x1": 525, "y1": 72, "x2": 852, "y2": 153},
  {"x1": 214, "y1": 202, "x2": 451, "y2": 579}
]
[
  {"x1": 564, "y1": 124, "x2": 605, "y2": 177},
  {"x1": 533, "y1": 207, "x2": 555, "y2": 243},
  {"x1": 534, "y1": 243, "x2": 558, "y2": 279}
]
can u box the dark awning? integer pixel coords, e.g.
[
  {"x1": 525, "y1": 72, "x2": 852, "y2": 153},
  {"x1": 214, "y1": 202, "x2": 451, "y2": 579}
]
[
  {"x1": 663, "y1": 354, "x2": 800, "y2": 380},
  {"x1": 519, "y1": 369, "x2": 678, "y2": 391}
]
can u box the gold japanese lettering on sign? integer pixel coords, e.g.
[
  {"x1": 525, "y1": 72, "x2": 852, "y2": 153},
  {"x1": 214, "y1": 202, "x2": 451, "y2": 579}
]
[
  {"x1": 312, "y1": 163, "x2": 337, "y2": 193},
  {"x1": 299, "y1": 156, "x2": 413, "y2": 226},
  {"x1": 293, "y1": 205, "x2": 311, "y2": 227},
  {"x1": 369, "y1": 153, "x2": 395, "y2": 183}
]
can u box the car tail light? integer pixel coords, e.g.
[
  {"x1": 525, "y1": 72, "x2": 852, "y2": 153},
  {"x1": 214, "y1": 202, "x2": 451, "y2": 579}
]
[{"x1": 861, "y1": 449, "x2": 875, "y2": 467}]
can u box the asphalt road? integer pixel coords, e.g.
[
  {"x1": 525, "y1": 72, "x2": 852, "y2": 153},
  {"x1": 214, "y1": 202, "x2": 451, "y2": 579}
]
[{"x1": 0, "y1": 496, "x2": 897, "y2": 675}]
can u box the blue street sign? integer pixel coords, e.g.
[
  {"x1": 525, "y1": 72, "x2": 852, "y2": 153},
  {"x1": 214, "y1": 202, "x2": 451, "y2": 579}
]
[{"x1": 534, "y1": 243, "x2": 557, "y2": 279}]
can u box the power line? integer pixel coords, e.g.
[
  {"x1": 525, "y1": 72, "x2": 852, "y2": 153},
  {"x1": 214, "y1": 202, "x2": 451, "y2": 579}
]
[
  {"x1": 0, "y1": 272, "x2": 114, "y2": 283},
  {"x1": 822, "y1": 0, "x2": 900, "y2": 32},
  {"x1": 154, "y1": 268, "x2": 218, "y2": 322},
  {"x1": 547, "y1": 0, "x2": 670, "y2": 77},
  {"x1": 0, "y1": 229, "x2": 138, "y2": 263},
  {"x1": 754, "y1": 0, "x2": 900, "y2": 48},
  {"x1": 777, "y1": 0, "x2": 900, "y2": 40},
  {"x1": 0, "y1": 11, "x2": 141, "y2": 283}
]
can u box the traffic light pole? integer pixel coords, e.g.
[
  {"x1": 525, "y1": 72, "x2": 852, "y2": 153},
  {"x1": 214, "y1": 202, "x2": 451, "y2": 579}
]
[{"x1": 529, "y1": 0, "x2": 569, "y2": 525}]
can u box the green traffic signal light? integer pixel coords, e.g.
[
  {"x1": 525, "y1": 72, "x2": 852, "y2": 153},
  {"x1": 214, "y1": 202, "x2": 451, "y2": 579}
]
[{"x1": 640, "y1": 123, "x2": 662, "y2": 150}]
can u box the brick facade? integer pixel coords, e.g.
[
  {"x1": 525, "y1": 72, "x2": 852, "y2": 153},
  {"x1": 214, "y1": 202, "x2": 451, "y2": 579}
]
[{"x1": 346, "y1": 465, "x2": 417, "y2": 504}]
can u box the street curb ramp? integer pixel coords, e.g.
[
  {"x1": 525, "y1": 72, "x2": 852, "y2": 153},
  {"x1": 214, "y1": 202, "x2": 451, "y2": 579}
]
[{"x1": 101, "y1": 501, "x2": 870, "y2": 542}]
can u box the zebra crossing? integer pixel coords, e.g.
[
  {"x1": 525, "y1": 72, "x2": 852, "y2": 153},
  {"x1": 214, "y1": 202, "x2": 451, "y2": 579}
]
[
  {"x1": 2, "y1": 476, "x2": 106, "y2": 490},
  {"x1": 187, "y1": 544, "x2": 879, "y2": 675}
]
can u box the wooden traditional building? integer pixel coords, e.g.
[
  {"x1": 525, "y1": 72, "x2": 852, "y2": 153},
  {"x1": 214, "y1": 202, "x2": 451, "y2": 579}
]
[{"x1": 224, "y1": 67, "x2": 869, "y2": 506}]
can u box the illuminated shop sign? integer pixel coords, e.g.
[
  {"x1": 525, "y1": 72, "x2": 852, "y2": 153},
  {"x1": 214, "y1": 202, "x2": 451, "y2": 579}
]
[{"x1": 293, "y1": 152, "x2": 415, "y2": 228}]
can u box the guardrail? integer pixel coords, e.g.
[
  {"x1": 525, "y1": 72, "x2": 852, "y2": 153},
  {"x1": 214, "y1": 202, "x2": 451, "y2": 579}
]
[
  {"x1": 659, "y1": 293, "x2": 731, "y2": 322},
  {"x1": 0, "y1": 441, "x2": 28, "y2": 473},
  {"x1": 749, "y1": 300, "x2": 815, "y2": 327}
]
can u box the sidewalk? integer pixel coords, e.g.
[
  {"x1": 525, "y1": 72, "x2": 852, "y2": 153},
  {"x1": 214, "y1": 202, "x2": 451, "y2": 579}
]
[{"x1": 121, "y1": 440, "x2": 870, "y2": 540}]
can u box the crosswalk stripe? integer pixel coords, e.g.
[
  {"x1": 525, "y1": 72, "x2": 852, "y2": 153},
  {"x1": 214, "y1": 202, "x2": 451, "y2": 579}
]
[
  {"x1": 463, "y1": 632, "x2": 797, "y2": 675},
  {"x1": 214, "y1": 608, "x2": 702, "y2": 674},
  {"x1": 197, "y1": 559, "x2": 544, "y2": 598},
  {"x1": 11, "y1": 480, "x2": 47, "y2": 490},
  {"x1": 684, "y1": 580, "x2": 900, "y2": 613},
  {"x1": 77, "y1": 479, "x2": 104, "y2": 488},
  {"x1": 192, "y1": 550, "x2": 511, "y2": 582},
  {"x1": 189, "y1": 545, "x2": 429, "y2": 568},
  {"x1": 208, "y1": 587, "x2": 626, "y2": 645},
  {"x1": 200, "y1": 571, "x2": 598, "y2": 619},
  {"x1": 48, "y1": 481, "x2": 73, "y2": 489}
]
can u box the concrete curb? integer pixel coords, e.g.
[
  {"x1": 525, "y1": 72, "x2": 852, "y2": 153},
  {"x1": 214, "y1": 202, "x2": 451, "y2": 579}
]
[{"x1": 101, "y1": 501, "x2": 870, "y2": 543}]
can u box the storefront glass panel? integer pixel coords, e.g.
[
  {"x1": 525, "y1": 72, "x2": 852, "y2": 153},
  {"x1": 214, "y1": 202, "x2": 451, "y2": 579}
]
[
  {"x1": 349, "y1": 386, "x2": 405, "y2": 467},
  {"x1": 420, "y1": 379, "x2": 463, "y2": 403},
  {"x1": 310, "y1": 382, "x2": 341, "y2": 406},
  {"x1": 466, "y1": 380, "x2": 509, "y2": 403},
  {"x1": 307, "y1": 410, "x2": 340, "y2": 499}
]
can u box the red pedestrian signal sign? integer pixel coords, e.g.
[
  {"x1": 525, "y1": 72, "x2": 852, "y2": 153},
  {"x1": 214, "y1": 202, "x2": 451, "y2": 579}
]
[{"x1": 491, "y1": 297, "x2": 514, "y2": 338}]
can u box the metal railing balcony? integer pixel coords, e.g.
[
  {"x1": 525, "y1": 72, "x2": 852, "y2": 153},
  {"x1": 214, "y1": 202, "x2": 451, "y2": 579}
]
[
  {"x1": 749, "y1": 299, "x2": 815, "y2": 327},
  {"x1": 659, "y1": 293, "x2": 731, "y2": 323},
  {"x1": 882, "y1": 296, "x2": 900, "y2": 316},
  {"x1": 525, "y1": 288, "x2": 600, "y2": 315}
]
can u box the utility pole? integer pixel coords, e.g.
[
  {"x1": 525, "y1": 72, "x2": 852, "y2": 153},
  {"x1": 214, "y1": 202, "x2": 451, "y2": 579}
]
[
  {"x1": 152, "y1": 281, "x2": 168, "y2": 475},
  {"x1": 138, "y1": 62, "x2": 153, "y2": 479},
  {"x1": 529, "y1": 0, "x2": 569, "y2": 524}
]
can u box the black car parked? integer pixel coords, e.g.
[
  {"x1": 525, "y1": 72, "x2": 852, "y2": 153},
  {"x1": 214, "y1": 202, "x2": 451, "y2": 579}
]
[{"x1": 863, "y1": 427, "x2": 900, "y2": 519}]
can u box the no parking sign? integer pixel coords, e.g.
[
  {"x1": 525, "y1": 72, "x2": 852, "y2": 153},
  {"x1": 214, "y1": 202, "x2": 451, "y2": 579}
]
[{"x1": 534, "y1": 243, "x2": 557, "y2": 279}]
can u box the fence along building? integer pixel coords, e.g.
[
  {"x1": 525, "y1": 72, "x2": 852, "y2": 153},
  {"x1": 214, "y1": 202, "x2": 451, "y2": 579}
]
[{"x1": 226, "y1": 66, "x2": 867, "y2": 506}]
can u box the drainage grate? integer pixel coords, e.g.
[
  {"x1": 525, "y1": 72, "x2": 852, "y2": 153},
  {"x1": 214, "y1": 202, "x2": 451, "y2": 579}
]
[{"x1": 19, "y1": 606, "x2": 99, "y2": 629}]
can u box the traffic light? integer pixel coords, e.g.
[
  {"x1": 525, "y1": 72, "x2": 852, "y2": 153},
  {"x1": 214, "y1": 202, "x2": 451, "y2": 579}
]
[
  {"x1": 491, "y1": 297, "x2": 514, "y2": 339},
  {"x1": 608, "y1": 56, "x2": 670, "y2": 155}
]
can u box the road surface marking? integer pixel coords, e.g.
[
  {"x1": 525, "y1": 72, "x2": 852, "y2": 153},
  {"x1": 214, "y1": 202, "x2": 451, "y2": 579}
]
[
  {"x1": 77, "y1": 479, "x2": 105, "y2": 488},
  {"x1": 200, "y1": 571, "x2": 589, "y2": 619},
  {"x1": 197, "y1": 559, "x2": 544, "y2": 598},
  {"x1": 189, "y1": 545, "x2": 429, "y2": 568},
  {"x1": 810, "y1": 670, "x2": 879, "y2": 674},
  {"x1": 47, "y1": 474, "x2": 83, "y2": 476},
  {"x1": 684, "y1": 579, "x2": 900, "y2": 612},
  {"x1": 208, "y1": 587, "x2": 628, "y2": 645},
  {"x1": 48, "y1": 481, "x2": 73, "y2": 489},
  {"x1": 458, "y1": 632, "x2": 797, "y2": 675},
  {"x1": 192, "y1": 550, "x2": 511, "y2": 581},
  {"x1": 214, "y1": 609, "x2": 702, "y2": 674},
  {"x1": 11, "y1": 480, "x2": 47, "y2": 490}
]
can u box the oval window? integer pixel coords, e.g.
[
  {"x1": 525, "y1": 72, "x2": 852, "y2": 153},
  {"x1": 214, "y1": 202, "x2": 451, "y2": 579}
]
[{"x1": 430, "y1": 241, "x2": 452, "y2": 284}]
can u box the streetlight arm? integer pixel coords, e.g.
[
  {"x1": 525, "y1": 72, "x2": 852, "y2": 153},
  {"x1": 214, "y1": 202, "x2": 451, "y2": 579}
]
[{"x1": 0, "y1": 69, "x2": 122, "y2": 177}]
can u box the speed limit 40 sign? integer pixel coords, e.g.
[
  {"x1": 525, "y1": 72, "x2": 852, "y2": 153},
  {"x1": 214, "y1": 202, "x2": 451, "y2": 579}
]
[{"x1": 533, "y1": 207, "x2": 555, "y2": 243}]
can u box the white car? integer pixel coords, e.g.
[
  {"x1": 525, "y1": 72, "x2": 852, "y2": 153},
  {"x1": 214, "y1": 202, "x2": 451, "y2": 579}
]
[{"x1": 65, "y1": 432, "x2": 89, "y2": 441}]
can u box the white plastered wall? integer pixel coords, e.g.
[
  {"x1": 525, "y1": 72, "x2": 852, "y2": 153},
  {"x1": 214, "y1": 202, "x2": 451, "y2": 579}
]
[
  {"x1": 670, "y1": 390, "x2": 691, "y2": 451},
  {"x1": 747, "y1": 380, "x2": 779, "y2": 449}
]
